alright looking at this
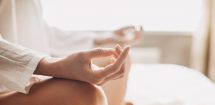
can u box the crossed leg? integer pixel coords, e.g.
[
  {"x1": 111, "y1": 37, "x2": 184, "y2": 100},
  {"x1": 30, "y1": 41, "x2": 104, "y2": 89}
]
[
  {"x1": 0, "y1": 57, "x2": 132, "y2": 105},
  {"x1": 102, "y1": 57, "x2": 132, "y2": 105},
  {"x1": 0, "y1": 78, "x2": 107, "y2": 105}
]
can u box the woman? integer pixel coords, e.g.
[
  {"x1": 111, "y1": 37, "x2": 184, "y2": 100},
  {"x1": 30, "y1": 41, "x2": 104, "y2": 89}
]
[
  {"x1": 0, "y1": 0, "x2": 143, "y2": 105},
  {"x1": 0, "y1": 33, "x2": 130, "y2": 105}
]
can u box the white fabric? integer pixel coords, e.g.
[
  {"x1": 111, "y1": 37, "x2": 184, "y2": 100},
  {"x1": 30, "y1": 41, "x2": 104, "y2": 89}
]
[
  {"x1": 126, "y1": 64, "x2": 215, "y2": 105},
  {"x1": 46, "y1": 28, "x2": 97, "y2": 56},
  {"x1": 0, "y1": 0, "x2": 49, "y2": 53},
  {"x1": 0, "y1": 0, "x2": 50, "y2": 94},
  {"x1": 0, "y1": 0, "x2": 106, "y2": 56},
  {"x1": 0, "y1": 0, "x2": 112, "y2": 94},
  {"x1": 0, "y1": 0, "x2": 93, "y2": 94},
  {"x1": 0, "y1": 36, "x2": 45, "y2": 94},
  {"x1": 209, "y1": 0, "x2": 215, "y2": 82}
]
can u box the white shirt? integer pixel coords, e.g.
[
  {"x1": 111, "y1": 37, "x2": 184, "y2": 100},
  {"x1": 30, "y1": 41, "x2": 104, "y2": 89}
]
[
  {"x1": 0, "y1": 35, "x2": 45, "y2": 94},
  {"x1": 0, "y1": 0, "x2": 50, "y2": 94},
  {"x1": 0, "y1": 0, "x2": 104, "y2": 94}
]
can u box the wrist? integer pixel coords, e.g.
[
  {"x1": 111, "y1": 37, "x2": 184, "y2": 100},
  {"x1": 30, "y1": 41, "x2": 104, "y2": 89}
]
[{"x1": 35, "y1": 57, "x2": 62, "y2": 77}]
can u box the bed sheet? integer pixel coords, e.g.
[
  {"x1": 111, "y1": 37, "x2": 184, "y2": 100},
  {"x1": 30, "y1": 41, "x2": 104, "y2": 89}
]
[{"x1": 126, "y1": 64, "x2": 215, "y2": 105}]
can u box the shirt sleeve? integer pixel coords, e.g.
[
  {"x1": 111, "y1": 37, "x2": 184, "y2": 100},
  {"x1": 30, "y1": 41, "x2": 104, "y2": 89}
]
[
  {"x1": 45, "y1": 25, "x2": 113, "y2": 57},
  {"x1": 0, "y1": 36, "x2": 46, "y2": 94},
  {"x1": 45, "y1": 26, "x2": 94, "y2": 56}
]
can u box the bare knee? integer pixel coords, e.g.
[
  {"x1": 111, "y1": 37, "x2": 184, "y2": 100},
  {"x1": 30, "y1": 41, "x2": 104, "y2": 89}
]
[
  {"x1": 32, "y1": 78, "x2": 108, "y2": 105},
  {"x1": 0, "y1": 78, "x2": 107, "y2": 105},
  {"x1": 75, "y1": 82, "x2": 108, "y2": 105}
]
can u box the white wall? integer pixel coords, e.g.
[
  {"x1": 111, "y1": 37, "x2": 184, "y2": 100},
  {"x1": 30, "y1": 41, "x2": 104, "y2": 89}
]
[
  {"x1": 209, "y1": 0, "x2": 215, "y2": 82},
  {"x1": 190, "y1": 0, "x2": 210, "y2": 73}
]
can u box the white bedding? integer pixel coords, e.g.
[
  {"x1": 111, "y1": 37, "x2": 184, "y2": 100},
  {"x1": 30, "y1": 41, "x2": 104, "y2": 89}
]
[{"x1": 126, "y1": 64, "x2": 215, "y2": 105}]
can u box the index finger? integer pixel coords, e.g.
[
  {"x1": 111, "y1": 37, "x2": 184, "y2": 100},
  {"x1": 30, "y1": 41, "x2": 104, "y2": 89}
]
[
  {"x1": 85, "y1": 48, "x2": 117, "y2": 59},
  {"x1": 113, "y1": 46, "x2": 130, "y2": 67},
  {"x1": 94, "y1": 46, "x2": 130, "y2": 79}
]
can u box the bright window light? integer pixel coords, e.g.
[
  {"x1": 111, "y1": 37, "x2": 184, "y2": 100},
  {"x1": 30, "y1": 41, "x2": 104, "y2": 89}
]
[{"x1": 41, "y1": 0, "x2": 203, "y2": 32}]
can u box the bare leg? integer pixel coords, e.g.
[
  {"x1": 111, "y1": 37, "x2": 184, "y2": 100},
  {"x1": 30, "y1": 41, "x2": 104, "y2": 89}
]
[
  {"x1": 0, "y1": 78, "x2": 107, "y2": 105},
  {"x1": 125, "y1": 101, "x2": 133, "y2": 105},
  {"x1": 0, "y1": 57, "x2": 131, "y2": 105},
  {"x1": 102, "y1": 57, "x2": 132, "y2": 105}
]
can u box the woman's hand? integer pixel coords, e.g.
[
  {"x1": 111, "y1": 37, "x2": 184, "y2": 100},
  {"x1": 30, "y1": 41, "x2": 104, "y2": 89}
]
[
  {"x1": 94, "y1": 26, "x2": 143, "y2": 47},
  {"x1": 35, "y1": 45, "x2": 130, "y2": 85}
]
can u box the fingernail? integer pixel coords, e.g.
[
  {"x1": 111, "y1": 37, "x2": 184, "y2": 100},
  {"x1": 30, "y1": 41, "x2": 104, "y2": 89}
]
[
  {"x1": 124, "y1": 45, "x2": 131, "y2": 50},
  {"x1": 123, "y1": 46, "x2": 131, "y2": 54}
]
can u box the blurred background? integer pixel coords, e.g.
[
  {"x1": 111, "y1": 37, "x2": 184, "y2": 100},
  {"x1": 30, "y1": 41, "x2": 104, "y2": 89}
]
[
  {"x1": 41, "y1": 0, "x2": 215, "y2": 82},
  {"x1": 0, "y1": 0, "x2": 215, "y2": 105}
]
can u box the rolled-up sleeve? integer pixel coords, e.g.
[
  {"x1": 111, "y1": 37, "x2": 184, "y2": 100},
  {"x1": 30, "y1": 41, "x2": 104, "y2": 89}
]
[{"x1": 0, "y1": 37, "x2": 46, "y2": 94}]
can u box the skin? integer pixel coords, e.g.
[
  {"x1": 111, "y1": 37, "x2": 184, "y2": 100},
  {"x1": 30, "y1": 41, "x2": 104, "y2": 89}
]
[
  {"x1": 0, "y1": 78, "x2": 107, "y2": 105},
  {"x1": 102, "y1": 56, "x2": 132, "y2": 105},
  {"x1": 92, "y1": 44, "x2": 132, "y2": 105},
  {"x1": 94, "y1": 26, "x2": 143, "y2": 47},
  {"x1": 35, "y1": 45, "x2": 130, "y2": 85},
  {"x1": 95, "y1": 26, "x2": 143, "y2": 105},
  {"x1": 0, "y1": 45, "x2": 130, "y2": 105},
  {"x1": 0, "y1": 26, "x2": 143, "y2": 105}
]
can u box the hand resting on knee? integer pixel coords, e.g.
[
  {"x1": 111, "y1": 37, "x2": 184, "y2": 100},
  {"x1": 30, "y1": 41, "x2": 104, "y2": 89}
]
[{"x1": 34, "y1": 45, "x2": 130, "y2": 85}]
